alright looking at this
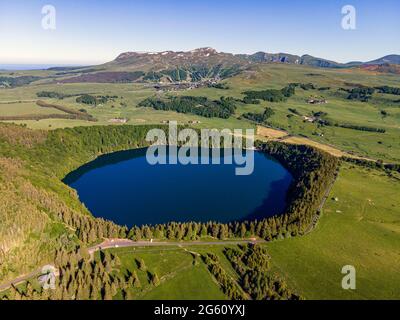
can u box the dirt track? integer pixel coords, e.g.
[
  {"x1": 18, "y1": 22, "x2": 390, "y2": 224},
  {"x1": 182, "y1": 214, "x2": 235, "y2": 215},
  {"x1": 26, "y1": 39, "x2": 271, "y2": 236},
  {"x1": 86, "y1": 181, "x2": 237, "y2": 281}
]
[{"x1": 256, "y1": 125, "x2": 376, "y2": 161}]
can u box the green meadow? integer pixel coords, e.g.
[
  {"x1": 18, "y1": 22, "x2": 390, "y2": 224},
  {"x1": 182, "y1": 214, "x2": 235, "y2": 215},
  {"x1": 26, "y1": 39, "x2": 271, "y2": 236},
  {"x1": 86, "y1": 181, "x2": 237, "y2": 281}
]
[
  {"x1": 96, "y1": 246, "x2": 228, "y2": 300},
  {"x1": 267, "y1": 164, "x2": 400, "y2": 300}
]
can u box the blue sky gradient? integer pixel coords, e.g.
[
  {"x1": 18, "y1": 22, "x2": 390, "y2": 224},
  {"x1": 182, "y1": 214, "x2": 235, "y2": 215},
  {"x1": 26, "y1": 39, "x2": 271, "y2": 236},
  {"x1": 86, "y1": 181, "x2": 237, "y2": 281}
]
[{"x1": 0, "y1": 0, "x2": 399, "y2": 64}]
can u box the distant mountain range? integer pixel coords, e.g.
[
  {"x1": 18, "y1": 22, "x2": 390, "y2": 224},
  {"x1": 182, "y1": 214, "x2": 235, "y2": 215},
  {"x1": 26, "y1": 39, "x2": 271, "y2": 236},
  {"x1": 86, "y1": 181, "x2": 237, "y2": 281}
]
[
  {"x1": 246, "y1": 52, "x2": 400, "y2": 68},
  {"x1": 108, "y1": 47, "x2": 400, "y2": 69},
  {"x1": 363, "y1": 54, "x2": 400, "y2": 66},
  {"x1": 51, "y1": 48, "x2": 400, "y2": 84}
]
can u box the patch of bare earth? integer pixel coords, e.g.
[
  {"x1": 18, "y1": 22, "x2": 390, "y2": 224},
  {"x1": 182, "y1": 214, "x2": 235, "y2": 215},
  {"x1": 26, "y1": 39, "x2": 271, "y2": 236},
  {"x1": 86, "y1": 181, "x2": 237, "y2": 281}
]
[
  {"x1": 282, "y1": 136, "x2": 346, "y2": 157},
  {"x1": 256, "y1": 126, "x2": 288, "y2": 140},
  {"x1": 256, "y1": 125, "x2": 366, "y2": 159}
]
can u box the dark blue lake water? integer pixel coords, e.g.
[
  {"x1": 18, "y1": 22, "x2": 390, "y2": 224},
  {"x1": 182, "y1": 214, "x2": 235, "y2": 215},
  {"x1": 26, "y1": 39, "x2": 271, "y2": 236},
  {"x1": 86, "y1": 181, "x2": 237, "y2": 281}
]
[{"x1": 63, "y1": 148, "x2": 293, "y2": 227}]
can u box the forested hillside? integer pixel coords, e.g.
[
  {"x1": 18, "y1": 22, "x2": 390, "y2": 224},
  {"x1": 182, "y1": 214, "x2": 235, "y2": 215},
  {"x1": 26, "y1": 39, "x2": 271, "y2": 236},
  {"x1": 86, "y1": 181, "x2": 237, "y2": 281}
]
[{"x1": 0, "y1": 123, "x2": 339, "y2": 286}]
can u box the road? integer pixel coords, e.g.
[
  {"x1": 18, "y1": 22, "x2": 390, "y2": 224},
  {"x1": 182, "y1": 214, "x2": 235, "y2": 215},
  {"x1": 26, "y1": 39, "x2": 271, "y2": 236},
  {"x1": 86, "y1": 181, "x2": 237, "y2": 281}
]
[
  {"x1": 304, "y1": 169, "x2": 339, "y2": 234},
  {"x1": 87, "y1": 239, "x2": 267, "y2": 258},
  {"x1": 0, "y1": 239, "x2": 265, "y2": 293},
  {"x1": 0, "y1": 268, "x2": 43, "y2": 293}
]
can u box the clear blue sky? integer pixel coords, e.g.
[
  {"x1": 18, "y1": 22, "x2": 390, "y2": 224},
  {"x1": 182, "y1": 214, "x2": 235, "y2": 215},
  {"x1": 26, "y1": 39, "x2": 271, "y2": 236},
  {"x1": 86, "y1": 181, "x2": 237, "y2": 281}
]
[{"x1": 0, "y1": 0, "x2": 399, "y2": 64}]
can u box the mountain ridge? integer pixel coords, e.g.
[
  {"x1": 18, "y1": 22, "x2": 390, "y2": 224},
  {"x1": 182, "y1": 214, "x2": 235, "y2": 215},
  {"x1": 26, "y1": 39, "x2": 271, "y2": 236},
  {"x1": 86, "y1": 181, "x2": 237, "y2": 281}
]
[
  {"x1": 53, "y1": 48, "x2": 400, "y2": 84},
  {"x1": 110, "y1": 48, "x2": 400, "y2": 69}
]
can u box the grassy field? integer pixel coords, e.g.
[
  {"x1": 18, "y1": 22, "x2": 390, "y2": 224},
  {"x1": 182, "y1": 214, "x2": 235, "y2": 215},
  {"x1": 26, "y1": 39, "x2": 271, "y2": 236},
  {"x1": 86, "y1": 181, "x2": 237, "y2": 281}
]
[
  {"x1": 1, "y1": 64, "x2": 399, "y2": 161},
  {"x1": 266, "y1": 164, "x2": 400, "y2": 300},
  {"x1": 100, "y1": 246, "x2": 228, "y2": 300},
  {"x1": 0, "y1": 82, "x2": 254, "y2": 130},
  {"x1": 139, "y1": 262, "x2": 227, "y2": 300},
  {"x1": 0, "y1": 101, "x2": 66, "y2": 116},
  {"x1": 175, "y1": 64, "x2": 400, "y2": 162}
]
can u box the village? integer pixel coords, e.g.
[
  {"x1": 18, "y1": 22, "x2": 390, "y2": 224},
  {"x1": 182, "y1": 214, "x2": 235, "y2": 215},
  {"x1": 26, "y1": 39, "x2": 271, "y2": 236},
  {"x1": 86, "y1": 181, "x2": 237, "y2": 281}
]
[{"x1": 149, "y1": 77, "x2": 221, "y2": 93}]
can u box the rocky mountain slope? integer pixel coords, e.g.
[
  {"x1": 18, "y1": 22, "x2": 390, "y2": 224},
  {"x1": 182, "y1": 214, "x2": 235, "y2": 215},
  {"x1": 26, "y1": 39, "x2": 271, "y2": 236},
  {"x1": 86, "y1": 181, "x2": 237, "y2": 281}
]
[{"x1": 53, "y1": 48, "x2": 400, "y2": 84}]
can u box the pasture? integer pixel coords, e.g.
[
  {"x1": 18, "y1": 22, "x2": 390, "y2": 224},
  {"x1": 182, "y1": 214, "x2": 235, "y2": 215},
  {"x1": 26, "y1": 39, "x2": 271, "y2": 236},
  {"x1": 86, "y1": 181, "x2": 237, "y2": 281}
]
[
  {"x1": 267, "y1": 164, "x2": 400, "y2": 299},
  {"x1": 1, "y1": 64, "x2": 399, "y2": 161}
]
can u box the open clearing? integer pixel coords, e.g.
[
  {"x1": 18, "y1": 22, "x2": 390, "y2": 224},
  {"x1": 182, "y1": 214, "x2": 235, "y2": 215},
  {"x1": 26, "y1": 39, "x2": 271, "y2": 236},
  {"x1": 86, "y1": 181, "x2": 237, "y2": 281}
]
[
  {"x1": 256, "y1": 126, "x2": 288, "y2": 139},
  {"x1": 102, "y1": 246, "x2": 228, "y2": 300}
]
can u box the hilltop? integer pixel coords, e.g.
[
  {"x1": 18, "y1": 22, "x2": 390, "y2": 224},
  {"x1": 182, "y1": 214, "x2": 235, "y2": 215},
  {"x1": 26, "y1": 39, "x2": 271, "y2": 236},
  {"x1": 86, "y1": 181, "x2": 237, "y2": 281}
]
[{"x1": 360, "y1": 63, "x2": 400, "y2": 74}]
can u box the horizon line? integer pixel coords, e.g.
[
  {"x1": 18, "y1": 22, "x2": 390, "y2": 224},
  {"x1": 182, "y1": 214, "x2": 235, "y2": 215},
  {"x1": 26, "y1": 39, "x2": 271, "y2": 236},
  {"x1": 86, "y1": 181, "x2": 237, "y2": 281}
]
[{"x1": 0, "y1": 47, "x2": 398, "y2": 67}]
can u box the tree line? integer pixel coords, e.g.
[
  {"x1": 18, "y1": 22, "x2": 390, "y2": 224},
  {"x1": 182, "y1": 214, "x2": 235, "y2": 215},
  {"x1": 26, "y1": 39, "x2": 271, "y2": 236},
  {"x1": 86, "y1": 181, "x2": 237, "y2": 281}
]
[
  {"x1": 0, "y1": 76, "x2": 40, "y2": 88},
  {"x1": 344, "y1": 87, "x2": 375, "y2": 102},
  {"x1": 342, "y1": 157, "x2": 400, "y2": 174},
  {"x1": 375, "y1": 86, "x2": 400, "y2": 95},
  {"x1": 37, "y1": 91, "x2": 68, "y2": 99},
  {"x1": 224, "y1": 244, "x2": 301, "y2": 300},
  {"x1": 318, "y1": 118, "x2": 386, "y2": 133},
  {"x1": 242, "y1": 84, "x2": 296, "y2": 103},
  {"x1": 76, "y1": 94, "x2": 117, "y2": 106},
  {"x1": 1, "y1": 247, "x2": 147, "y2": 300},
  {"x1": 241, "y1": 107, "x2": 275, "y2": 124},
  {"x1": 202, "y1": 253, "x2": 245, "y2": 300},
  {"x1": 138, "y1": 96, "x2": 237, "y2": 119},
  {"x1": 340, "y1": 85, "x2": 400, "y2": 101}
]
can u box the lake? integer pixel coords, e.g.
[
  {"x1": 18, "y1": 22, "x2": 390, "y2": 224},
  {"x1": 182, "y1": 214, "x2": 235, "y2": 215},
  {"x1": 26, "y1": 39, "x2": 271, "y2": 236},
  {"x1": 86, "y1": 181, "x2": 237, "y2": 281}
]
[{"x1": 63, "y1": 148, "x2": 293, "y2": 227}]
